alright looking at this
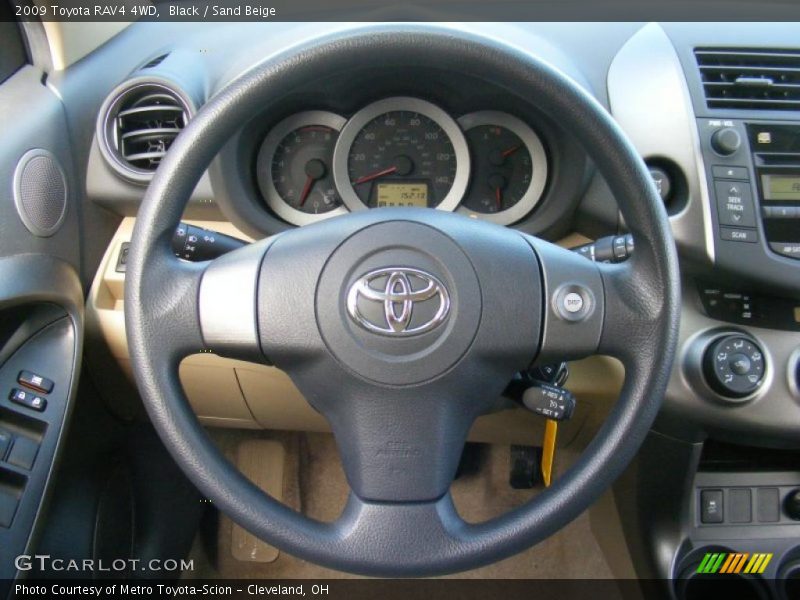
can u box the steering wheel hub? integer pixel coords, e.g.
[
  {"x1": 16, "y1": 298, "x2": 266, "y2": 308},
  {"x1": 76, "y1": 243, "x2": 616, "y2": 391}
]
[{"x1": 314, "y1": 217, "x2": 485, "y2": 385}]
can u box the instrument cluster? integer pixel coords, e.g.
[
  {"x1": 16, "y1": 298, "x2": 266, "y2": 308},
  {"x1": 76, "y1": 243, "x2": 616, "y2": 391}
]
[{"x1": 255, "y1": 97, "x2": 548, "y2": 227}]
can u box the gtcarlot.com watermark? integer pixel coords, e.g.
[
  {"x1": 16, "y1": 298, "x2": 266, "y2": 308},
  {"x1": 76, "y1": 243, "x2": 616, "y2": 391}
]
[{"x1": 14, "y1": 554, "x2": 193, "y2": 573}]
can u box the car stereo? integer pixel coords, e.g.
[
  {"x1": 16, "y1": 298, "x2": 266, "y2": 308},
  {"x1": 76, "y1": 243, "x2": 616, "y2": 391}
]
[{"x1": 747, "y1": 123, "x2": 800, "y2": 259}]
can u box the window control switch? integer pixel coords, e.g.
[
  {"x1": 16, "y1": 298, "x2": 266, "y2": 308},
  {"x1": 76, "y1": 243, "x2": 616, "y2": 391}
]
[
  {"x1": 17, "y1": 370, "x2": 54, "y2": 394},
  {"x1": 7, "y1": 435, "x2": 38, "y2": 471},
  {"x1": 9, "y1": 388, "x2": 46, "y2": 412},
  {"x1": 0, "y1": 429, "x2": 11, "y2": 461}
]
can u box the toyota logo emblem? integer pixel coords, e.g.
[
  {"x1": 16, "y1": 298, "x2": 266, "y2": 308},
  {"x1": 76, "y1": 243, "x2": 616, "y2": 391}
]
[{"x1": 346, "y1": 268, "x2": 451, "y2": 336}]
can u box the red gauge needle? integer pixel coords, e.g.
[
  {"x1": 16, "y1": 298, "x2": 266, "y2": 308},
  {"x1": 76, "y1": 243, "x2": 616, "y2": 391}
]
[
  {"x1": 353, "y1": 166, "x2": 398, "y2": 185},
  {"x1": 495, "y1": 186, "x2": 502, "y2": 210},
  {"x1": 502, "y1": 144, "x2": 521, "y2": 158},
  {"x1": 298, "y1": 175, "x2": 315, "y2": 207}
]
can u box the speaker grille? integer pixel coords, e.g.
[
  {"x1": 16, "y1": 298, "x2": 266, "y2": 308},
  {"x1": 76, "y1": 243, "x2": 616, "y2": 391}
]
[{"x1": 13, "y1": 149, "x2": 67, "y2": 237}]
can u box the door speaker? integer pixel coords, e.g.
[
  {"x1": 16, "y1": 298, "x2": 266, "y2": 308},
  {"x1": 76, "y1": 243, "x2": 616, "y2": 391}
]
[{"x1": 13, "y1": 148, "x2": 67, "y2": 237}]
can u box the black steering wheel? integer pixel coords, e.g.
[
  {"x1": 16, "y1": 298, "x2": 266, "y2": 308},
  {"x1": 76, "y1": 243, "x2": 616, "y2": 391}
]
[{"x1": 125, "y1": 26, "x2": 680, "y2": 577}]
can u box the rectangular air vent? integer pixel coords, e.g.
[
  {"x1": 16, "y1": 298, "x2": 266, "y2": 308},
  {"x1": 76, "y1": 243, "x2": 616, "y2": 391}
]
[{"x1": 695, "y1": 48, "x2": 800, "y2": 111}]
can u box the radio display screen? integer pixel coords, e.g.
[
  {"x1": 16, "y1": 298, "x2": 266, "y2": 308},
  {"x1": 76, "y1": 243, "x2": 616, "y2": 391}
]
[{"x1": 761, "y1": 174, "x2": 800, "y2": 201}]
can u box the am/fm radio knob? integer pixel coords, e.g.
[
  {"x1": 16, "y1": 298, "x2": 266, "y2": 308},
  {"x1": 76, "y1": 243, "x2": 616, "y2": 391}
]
[{"x1": 711, "y1": 127, "x2": 742, "y2": 156}]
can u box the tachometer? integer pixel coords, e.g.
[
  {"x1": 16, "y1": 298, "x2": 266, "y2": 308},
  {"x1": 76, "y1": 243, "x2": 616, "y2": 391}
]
[
  {"x1": 333, "y1": 98, "x2": 470, "y2": 212},
  {"x1": 457, "y1": 111, "x2": 548, "y2": 225},
  {"x1": 256, "y1": 111, "x2": 347, "y2": 226}
]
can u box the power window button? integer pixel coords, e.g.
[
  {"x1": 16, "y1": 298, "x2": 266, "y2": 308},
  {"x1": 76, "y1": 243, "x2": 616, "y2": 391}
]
[
  {"x1": 0, "y1": 429, "x2": 12, "y2": 460},
  {"x1": 17, "y1": 370, "x2": 53, "y2": 394},
  {"x1": 701, "y1": 489, "x2": 724, "y2": 524}
]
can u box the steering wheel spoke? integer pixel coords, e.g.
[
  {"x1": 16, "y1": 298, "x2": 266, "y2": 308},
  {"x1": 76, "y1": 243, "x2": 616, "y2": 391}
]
[
  {"x1": 197, "y1": 238, "x2": 275, "y2": 362},
  {"x1": 595, "y1": 253, "x2": 675, "y2": 363},
  {"x1": 525, "y1": 236, "x2": 606, "y2": 364}
]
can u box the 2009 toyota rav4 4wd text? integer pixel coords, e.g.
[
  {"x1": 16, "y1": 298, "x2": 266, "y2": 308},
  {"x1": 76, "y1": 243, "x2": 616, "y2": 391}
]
[{"x1": 1, "y1": 6, "x2": 800, "y2": 600}]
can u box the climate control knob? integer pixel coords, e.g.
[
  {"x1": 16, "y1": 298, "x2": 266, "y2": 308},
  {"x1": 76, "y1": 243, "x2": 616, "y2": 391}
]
[
  {"x1": 703, "y1": 335, "x2": 766, "y2": 398},
  {"x1": 711, "y1": 127, "x2": 742, "y2": 156}
]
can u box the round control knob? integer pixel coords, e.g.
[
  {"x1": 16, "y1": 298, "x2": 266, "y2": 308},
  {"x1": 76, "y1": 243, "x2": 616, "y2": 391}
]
[
  {"x1": 785, "y1": 489, "x2": 800, "y2": 521},
  {"x1": 703, "y1": 335, "x2": 766, "y2": 398},
  {"x1": 711, "y1": 128, "x2": 742, "y2": 156}
]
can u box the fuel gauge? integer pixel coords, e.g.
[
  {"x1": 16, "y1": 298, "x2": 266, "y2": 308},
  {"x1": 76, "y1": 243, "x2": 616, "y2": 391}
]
[{"x1": 457, "y1": 111, "x2": 548, "y2": 225}]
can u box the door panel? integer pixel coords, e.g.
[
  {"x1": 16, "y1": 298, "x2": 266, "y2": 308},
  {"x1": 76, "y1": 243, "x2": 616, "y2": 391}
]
[{"x1": 0, "y1": 25, "x2": 85, "y2": 594}]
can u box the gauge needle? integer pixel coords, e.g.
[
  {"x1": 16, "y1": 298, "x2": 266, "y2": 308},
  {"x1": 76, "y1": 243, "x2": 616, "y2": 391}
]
[
  {"x1": 298, "y1": 175, "x2": 315, "y2": 207},
  {"x1": 353, "y1": 166, "x2": 398, "y2": 185},
  {"x1": 502, "y1": 144, "x2": 521, "y2": 158},
  {"x1": 495, "y1": 186, "x2": 502, "y2": 210}
]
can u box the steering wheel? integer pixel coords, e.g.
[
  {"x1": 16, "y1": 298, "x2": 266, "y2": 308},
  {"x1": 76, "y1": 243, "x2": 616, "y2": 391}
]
[{"x1": 125, "y1": 26, "x2": 680, "y2": 577}]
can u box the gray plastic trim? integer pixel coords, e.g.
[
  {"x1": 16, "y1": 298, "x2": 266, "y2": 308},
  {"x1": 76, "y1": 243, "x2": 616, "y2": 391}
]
[
  {"x1": 788, "y1": 347, "x2": 800, "y2": 402},
  {"x1": 659, "y1": 282, "x2": 800, "y2": 447},
  {"x1": 12, "y1": 148, "x2": 68, "y2": 238},
  {"x1": 198, "y1": 240, "x2": 268, "y2": 360},
  {"x1": 608, "y1": 22, "x2": 715, "y2": 266},
  {"x1": 333, "y1": 97, "x2": 470, "y2": 213}
]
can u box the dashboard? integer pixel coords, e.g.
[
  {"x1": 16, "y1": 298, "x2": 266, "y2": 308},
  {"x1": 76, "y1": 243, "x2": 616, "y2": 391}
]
[
  {"x1": 77, "y1": 21, "x2": 800, "y2": 443},
  {"x1": 255, "y1": 99, "x2": 548, "y2": 226}
]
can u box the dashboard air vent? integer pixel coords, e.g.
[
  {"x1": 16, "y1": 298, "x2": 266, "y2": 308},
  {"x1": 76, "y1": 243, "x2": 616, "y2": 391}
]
[
  {"x1": 98, "y1": 81, "x2": 191, "y2": 182},
  {"x1": 695, "y1": 48, "x2": 800, "y2": 111}
]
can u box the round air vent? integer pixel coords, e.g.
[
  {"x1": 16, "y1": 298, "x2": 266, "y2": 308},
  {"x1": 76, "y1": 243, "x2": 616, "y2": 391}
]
[{"x1": 97, "y1": 78, "x2": 193, "y2": 184}]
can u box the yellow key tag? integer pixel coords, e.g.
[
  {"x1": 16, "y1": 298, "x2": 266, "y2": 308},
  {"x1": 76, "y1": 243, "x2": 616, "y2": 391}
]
[{"x1": 541, "y1": 419, "x2": 558, "y2": 487}]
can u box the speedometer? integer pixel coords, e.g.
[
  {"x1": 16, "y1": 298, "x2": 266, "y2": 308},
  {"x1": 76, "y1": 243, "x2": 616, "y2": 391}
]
[{"x1": 333, "y1": 98, "x2": 470, "y2": 212}]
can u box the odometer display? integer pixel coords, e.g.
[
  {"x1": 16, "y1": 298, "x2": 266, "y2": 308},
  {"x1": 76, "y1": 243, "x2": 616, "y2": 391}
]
[
  {"x1": 376, "y1": 182, "x2": 429, "y2": 207},
  {"x1": 333, "y1": 98, "x2": 470, "y2": 213}
]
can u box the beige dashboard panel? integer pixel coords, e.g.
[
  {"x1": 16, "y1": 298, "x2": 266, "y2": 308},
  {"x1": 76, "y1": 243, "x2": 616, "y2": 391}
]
[{"x1": 86, "y1": 218, "x2": 622, "y2": 445}]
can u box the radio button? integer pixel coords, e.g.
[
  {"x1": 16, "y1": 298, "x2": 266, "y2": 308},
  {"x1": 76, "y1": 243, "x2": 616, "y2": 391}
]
[
  {"x1": 771, "y1": 205, "x2": 798, "y2": 219},
  {"x1": 720, "y1": 227, "x2": 758, "y2": 243},
  {"x1": 712, "y1": 165, "x2": 749, "y2": 180},
  {"x1": 769, "y1": 242, "x2": 800, "y2": 259},
  {"x1": 715, "y1": 180, "x2": 756, "y2": 227}
]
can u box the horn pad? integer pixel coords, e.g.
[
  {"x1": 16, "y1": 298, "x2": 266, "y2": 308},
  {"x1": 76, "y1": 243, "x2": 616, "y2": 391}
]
[{"x1": 316, "y1": 220, "x2": 482, "y2": 386}]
